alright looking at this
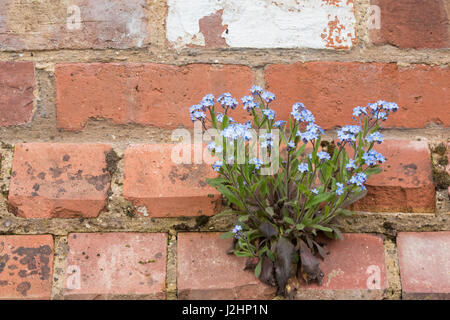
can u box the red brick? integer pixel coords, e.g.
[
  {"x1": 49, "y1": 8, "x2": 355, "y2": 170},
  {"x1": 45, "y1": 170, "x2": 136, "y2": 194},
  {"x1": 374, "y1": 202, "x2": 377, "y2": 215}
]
[
  {"x1": 55, "y1": 63, "x2": 254, "y2": 130},
  {"x1": 265, "y1": 62, "x2": 450, "y2": 129},
  {"x1": 0, "y1": 61, "x2": 34, "y2": 126},
  {"x1": 0, "y1": 0, "x2": 149, "y2": 50},
  {"x1": 64, "y1": 233, "x2": 167, "y2": 299},
  {"x1": 123, "y1": 144, "x2": 221, "y2": 218},
  {"x1": 0, "y1": 235, "x2": 53, "y2": 300},
  {"x1": 352, "y1": 140, "x2": 435, "y2": 213},
  {"x1": 397, "y1": 232, "x2": 450, "y2": 299},
  {"x1": 8, "y1": 143, "x2": 112, "y2": 218},
  {"x1": 370, "y1": 0, "x2": 450, "y2": 49},
  {"x1": 177, "y1": 233, "x2": 276, "y2": 299},
  {"x1": 295, "y1": 234, "x2": 388, "y2": 300}
]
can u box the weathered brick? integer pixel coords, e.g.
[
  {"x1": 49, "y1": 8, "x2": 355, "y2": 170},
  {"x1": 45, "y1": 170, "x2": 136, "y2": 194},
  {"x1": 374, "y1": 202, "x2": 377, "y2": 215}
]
[
  {"x1": 0, "y1": 61, "x2": 34, "y2": 127},
  {"x1": 265, "y1": 62, "x2": 450, "y2": 129},
  {"x1": 352, "y1": 140, "x2": 435, "y2": 213},
  {"x1": 370, "y1": 0, "x2": 450, "y2": 49},
  {"x1": 0, "y1": 0, "x2": 149, "y2": 50},
  {"x1": 397, "y1": 232, "x2": 450, "y2": 299},
  {"x1": 295, "y1": 234, "x2": 388, "y2": 300},
  {"x1": 166, "y1": 0, "x2": 356, "y2": 49},
  {"x1": 123, "y1": 144, "x2": 221, "y2": 218},
  {"x1": 55, "y1": 63, "x2": 254, "y2": 130},
  {"x1": 0, "y1": 235, "x2": 53, "y2": 300},
  {"x1": 8, "y1": 143, "x2": 112, "y2": 218},
  {"x1": 64, "y1": 233, "x2": 167, "y2": 299},
  {"x1": 177, "y1": 233, "x2": 276, "y2": 299}
]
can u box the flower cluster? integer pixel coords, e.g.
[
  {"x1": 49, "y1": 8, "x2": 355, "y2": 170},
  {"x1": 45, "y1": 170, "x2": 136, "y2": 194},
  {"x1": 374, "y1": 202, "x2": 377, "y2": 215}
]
[
  {"x1": 362, "y1": 150, "x2": 385, "y2": 166},
  {"x1": 337, "y1": 125, "x2": 361, "y2": 143},
  {"x1": 353, "y1": 100, "x2": 399, "y2": 122},
  {"x1": 232, "y1": 225, "x2": 243, "y2": 239},
  {"x1": 188, "y1": 86, "x2": 398, "y2": 297},
  {"x1": 349, "y1": 172, "x2": 368, "y2": 191}
]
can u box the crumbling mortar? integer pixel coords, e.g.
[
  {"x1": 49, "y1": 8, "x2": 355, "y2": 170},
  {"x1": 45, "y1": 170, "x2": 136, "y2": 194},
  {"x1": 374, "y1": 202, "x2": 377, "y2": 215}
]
[
  {"x1": 382, "y1": 238, "x2": 402, "y2": 300},
  {"x1": 165, "y1": 230, "x2": 178, "y2": 300},
  {"x1": 51, "y1": 235, "x2": 68, "y2": 300}
]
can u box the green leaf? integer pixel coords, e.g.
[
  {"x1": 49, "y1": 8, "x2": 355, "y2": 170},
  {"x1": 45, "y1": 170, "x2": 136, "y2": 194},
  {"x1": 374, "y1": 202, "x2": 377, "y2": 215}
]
[
  {"x1": 254, "y1": 259, "x2": 262, "y2": 278},
  {"x1": 238, "y1": 214, "x2": 250, "y2": 222},
  {"x1": 216, "y1": 185, "x2": 245, "y2": 210},
  {"x1": 284, "y1": 216, "x2": 295, "y2": 225},
  {"x1": 365, "y1": 166, "x2": 382, "y2": 176},
  {"x1": 265, "y1": 207, "x2": 275, "y2": 217},
  {"x1": 306, "y1": 192, "x2": 334, "y2": 208},
  {"x1": 234, "y1": 251, "x2": 253, "y2": 257},
  {"x1": 312, "y1": 224, "x2": 333, "y2": 232},
  {"x1": 221, "y1": 115, "x2": 230, "y2": 130},
  {"x1": 295, "y1": 223, "x2": 305, "y2": 230},
  {"x1": 215, "y1": 209, "x2": 240, "y2": 217},
  {"x1": 220, "y1": 231, "x2": 235, "y2": 239},
  {"x1": 336, "y1": 208, "x2": 353, "y2": 216}
]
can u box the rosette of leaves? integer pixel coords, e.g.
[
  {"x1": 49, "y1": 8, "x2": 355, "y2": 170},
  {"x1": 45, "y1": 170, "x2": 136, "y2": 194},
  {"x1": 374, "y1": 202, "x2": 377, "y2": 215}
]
[{"x1": 189, "y1": 87, "x2": 398, "y2": 297}]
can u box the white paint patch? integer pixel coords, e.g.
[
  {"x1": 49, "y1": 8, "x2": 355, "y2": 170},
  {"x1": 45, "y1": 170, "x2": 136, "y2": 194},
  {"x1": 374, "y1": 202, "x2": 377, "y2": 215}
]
[
  {"x1": 137, "y1": 206, "x2": 149, "y2": 217},
  {"x1": 166, "y1": 0, "x2": 356, "y2": 49}
]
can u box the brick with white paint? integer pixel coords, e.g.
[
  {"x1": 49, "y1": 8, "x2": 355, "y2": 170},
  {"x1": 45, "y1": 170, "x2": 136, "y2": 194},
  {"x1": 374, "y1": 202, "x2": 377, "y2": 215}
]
[
  {"x1": 0, "y1": 0, "x2": 149, "y2": 50},
  {"x1": 166, "y1": 0, "x2": 357, "y2": 49}
]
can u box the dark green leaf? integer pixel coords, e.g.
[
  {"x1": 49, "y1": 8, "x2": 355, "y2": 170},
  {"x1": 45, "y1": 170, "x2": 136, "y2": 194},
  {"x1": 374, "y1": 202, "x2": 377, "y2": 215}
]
[
  {"x1": 259, "y1": 222, "x2": 278, "y2": 239},
  {"x1": 274, "y1": 237, "x2": 295, "y2": 296}
]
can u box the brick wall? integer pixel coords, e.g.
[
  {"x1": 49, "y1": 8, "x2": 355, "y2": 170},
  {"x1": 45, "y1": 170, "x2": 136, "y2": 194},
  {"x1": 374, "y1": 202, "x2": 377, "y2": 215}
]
[{"x1": 0, "y1": 0, "x2": 449, "y2": 300}]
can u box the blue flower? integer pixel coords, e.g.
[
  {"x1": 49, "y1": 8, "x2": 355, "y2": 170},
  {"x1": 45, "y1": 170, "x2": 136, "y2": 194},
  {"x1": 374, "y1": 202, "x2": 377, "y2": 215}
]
[
  {"x1": 366, "y1": 132, "x2": 384, "y2": 144},
  {"x1": 287, "y1": 141, "x2": 295, "y2": 150},
  {"x1": 241, "y1": 95, "x2": 259, "y2": 112},
  {"x1": 249, "y1": 158, "x2": 263, "y2": 170},
  {"x1": 292, "y1": 102, "x2": 306, "y2": 113},
  {"x1": 190, "y1": 110, "x2": 206, "y2": 122},
  {"x1": 221, "y1": 123, "x2": 253, "y2": 141},
  {"x1": 261, "y1": 91, "x2": 276, "y2": 103},
  {"x1": 232, "y1": 225, "x2": 243, "y2": 239},
  {"x1": 306, "y1": 123, "x2": 324, "y2": 135},
  {"x1": 189, "y1": 104, "x2": 204, "y2": 113},
  {"x1": 263, "y1": 109, "x2": 276, "y2": 120},
  {"x1": 311, "y1": 188, "x2": 319, "y2": 195},
  {"x1": 297, "y1": 129, "x2": 318, "y2": 143},
  {"x1": 298, "y1": 163, "x2": 309, "y2": 173},
  {"x1": 218, "y1": 93, "x2": 232, "y2": 103},
  {"x1": 346, "y1": 158, "x2": 357, "y2": 171},
  {"x1": 336, "y1": 183, "x2": 344, "y2": 196},
  {"x1": 349, "y1": 172, "x2": 367, "y2": 190},
  {"x1": 260, "y1": 133, "x2": 274, "y2": 149},
  {"x1": 383, "y1": 101, "x2": 399, "y2": 112},
  {"x1": 216, "y1": 113, "x2": 234, "y2": 123},
  {"x1": 207, "y1": 142, "x2": 216, "y2": 151},
  {"x1": 260, "y1": 140, "x2": 273, "y2": 148},
  {"x1": 337, "y1": 125, "x2": 361, "y2": 142},
  {"x1": 362, "y1": 150, "x2": 385, "y2": 166},
  {"x1": 201, "y1": 94, "x2": 215, "y2": 108},
  {"x1": 366, "y1": 100, "x2": 398, "y2": 121},
  {"x1": 353, "y1": 106, "x2": 367, "y2": 117},
  {"x1": 317, "y1": 151, "x2": 331, "y2": 161},
  {"x1": 273, "y1": 120, "x2": 286, "y2": 128},
  {"x1": 250, "y1": 85, "x2": 263, "y2": 95},
  {"x1": 213, "y1": 161, "x2": 223, "y2": 172},
  {"x1": 292, "y1": 109, "x2": 315, "y2": 123},
  {"x1": 207, "y1": 142, "x2": 223, "y2": 153},
  {"x1": 218, "y1": 93, "x2": 238, "y2": 110}
]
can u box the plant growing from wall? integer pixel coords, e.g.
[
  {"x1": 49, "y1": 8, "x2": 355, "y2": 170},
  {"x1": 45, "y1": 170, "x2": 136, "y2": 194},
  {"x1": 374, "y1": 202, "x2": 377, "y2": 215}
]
[{"x1": 188, "y1": 86, "x2": 398, "y2": 298}]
